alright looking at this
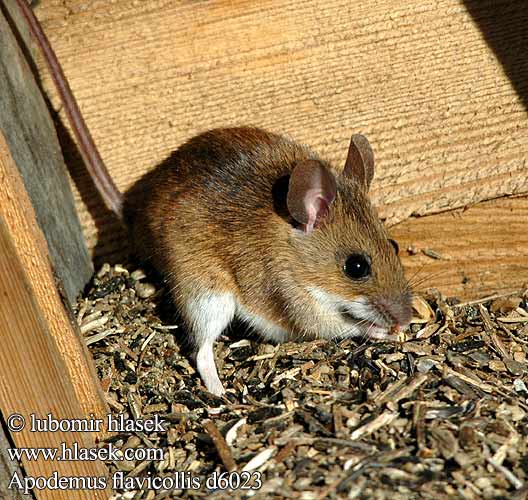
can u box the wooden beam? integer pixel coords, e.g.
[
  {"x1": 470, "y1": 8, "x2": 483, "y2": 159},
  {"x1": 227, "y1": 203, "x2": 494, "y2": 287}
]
[
  {"x1": 0, "y1": 0, "x2": 93, "y2": 304},
  {"x1": 393, "y1": 196, "x2": 528, "y2": 299},
  {"x1": 0, "y1": 215, "x2": 110, "y2": 499},
  {"x1": 0, "y1": 130, "x2": 107, "y2": 425}
]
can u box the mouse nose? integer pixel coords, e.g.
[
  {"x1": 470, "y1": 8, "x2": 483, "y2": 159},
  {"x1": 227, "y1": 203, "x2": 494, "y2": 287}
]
[{"x1": 374, "y1": 293, "x2": 413, "y2": 329}]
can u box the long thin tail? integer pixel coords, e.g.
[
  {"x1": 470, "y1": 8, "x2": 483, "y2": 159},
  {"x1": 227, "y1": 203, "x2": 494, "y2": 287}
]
[{"x1": 15, "y1": 0, "x2": 123, "y2": 219}]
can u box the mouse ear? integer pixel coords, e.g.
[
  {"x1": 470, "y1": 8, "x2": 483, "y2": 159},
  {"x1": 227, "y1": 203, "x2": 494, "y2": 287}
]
[
  {"x1": 342, "y1": 134, "x2": 375, "y2": 190},
  {"x1": 287, "y1": 160, "x2": 337, "y2": 233}
]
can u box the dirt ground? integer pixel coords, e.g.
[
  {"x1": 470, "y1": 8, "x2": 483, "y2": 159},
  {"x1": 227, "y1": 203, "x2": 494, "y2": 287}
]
[{"x1": 76, "y1": 264, "x2": 528, "y2": 499}]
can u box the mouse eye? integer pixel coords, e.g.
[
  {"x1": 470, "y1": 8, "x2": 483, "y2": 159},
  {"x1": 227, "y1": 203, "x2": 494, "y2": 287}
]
[
  {"x1": 343, "y1": 253, "x2": 371, "y2": 280},
  {"x1": 389, "y1": 239, "x2": 399, "y2": 254}
]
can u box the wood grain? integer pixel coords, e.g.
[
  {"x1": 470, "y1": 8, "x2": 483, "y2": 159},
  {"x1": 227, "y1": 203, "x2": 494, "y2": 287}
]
[
  {"x1": 0, "y1": 0, "x2": 93, "y2": 304},
  {"x1": 27, "y1": 0, "x2": 527, "y2": 264},
  {"x1": 0, "y1": 130, "x2": 107, "y2": 424},
  {"x1": 393, "y1": 196, "x2": 528, "y2": 299},
  {"x1": 0, "y1": 216, "x2": 109, "y2": 499}
]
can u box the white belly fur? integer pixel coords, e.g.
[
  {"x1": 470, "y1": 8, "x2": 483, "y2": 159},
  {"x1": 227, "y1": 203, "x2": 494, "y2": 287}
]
[{"x1": 236, "y1": 303, "x2": 289, "y2": 343}]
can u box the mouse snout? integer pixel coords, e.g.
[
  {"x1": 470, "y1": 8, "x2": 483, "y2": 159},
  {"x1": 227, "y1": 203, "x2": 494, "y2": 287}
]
[{"x1": 374, "y1": 293, "x2": 413, "y2": 329}]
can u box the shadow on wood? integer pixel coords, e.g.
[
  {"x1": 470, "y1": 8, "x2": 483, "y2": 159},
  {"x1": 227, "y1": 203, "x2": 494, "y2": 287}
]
[
  {"x1": 463, "y1": 0, "x2": 528, "y2": 112},
  {"x1": 53, "y1": 117, "x2": 128, "y2": 266}
]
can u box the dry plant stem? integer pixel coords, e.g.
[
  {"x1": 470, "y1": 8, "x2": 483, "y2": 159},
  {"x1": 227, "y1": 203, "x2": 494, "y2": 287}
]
[{"x1": 203, "y1": 419, "x2": 237, "y2": 472}]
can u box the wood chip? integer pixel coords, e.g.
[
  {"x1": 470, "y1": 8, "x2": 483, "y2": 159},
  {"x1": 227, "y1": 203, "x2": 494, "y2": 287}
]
[
  {"x1": 422, "y1": 248, "x2": 446, "y2": 260},
  {"x1": 372, "y1": 373, "x2": 428, "y2": 406},
  {"x1": 498, "y1": 316, "x2": 528, "y2": 324},
  {"x1": 442, "y1": 366, "x2": 494, "y2": 393},
  {"x1": 411, "y1": 295, "x2": 435, "y2": 323},
  {"x1": 85, "y1": 329, "x2": 115, "y2": 345},
  {"x1": 241, "y1": 447, "x2": 277, "y2": 472},
  {"x1": 203, "y1": 420, "x2": 237, "y2": 472},
  {"x1": 225, "y1": 418, "x2": 247, "y2": 446},
  {"x1": 486, "y1": 457, "x2": 524, "y2": 490},
  {"x1": 80, "y1": 314, "x2": 109, "y2": 334},
  {"x1": 350, "y1": 411, "x2": 398, "y2": 441}
]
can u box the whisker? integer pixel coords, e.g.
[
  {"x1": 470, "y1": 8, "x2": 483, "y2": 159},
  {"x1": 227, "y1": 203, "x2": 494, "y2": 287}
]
[
  {"x1": 406, "y1": 261, "x2": 429, "y2": 286},
  {"x1": 408, "y1": 269, "x2": 446, "y2": 290}
]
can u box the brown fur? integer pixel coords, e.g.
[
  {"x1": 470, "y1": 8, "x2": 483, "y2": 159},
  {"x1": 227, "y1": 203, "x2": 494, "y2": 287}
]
[{"x1": 124, "y1": 127, "x2": 411, "y2": 341}]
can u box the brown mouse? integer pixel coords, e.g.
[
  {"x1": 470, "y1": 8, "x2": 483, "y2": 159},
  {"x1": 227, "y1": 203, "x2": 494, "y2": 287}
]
[{"x1": 18, "y1": 1, "x2": 412, "y2": 396}]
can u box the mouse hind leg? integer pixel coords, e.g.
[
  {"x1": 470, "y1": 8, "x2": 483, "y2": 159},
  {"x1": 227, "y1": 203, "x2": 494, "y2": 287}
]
[{"x1": 180, "y1": 290, "x2": 236, "y2": 396}]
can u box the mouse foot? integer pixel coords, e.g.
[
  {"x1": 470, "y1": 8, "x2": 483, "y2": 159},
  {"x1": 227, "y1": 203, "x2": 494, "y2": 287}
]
[
  {"x1": 196, "y1": 342, "x2": 225, "y2": 396},
  {"x1": 185, "y1": 292, "x2": 235, "y2": 397}
]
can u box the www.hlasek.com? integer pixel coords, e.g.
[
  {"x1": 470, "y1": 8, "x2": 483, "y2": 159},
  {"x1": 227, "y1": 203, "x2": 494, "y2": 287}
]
[{"x1": 6, "y1": 413, "x2": 262, "y2": 493}]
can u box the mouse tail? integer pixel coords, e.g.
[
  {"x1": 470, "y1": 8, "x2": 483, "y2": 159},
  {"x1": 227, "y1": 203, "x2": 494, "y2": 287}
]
[{"x1": 15, "y1": 0, "x2": 124, "y2": 219}]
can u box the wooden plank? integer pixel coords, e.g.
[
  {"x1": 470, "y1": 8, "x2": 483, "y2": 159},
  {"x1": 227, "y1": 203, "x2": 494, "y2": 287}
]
[
  {"x1": 0, "y1": 0, "x2": 92, "y2": 304},
  {"x1": 26, "y1": 0, "x2": 527, "y2": 266},
  {"x1": 0, "y1": 131, "x2": 107, "y2": 425},
  {"x1": 393, "y1": 196, "x2": 528, "y2": 300},
  {"x1": 0, "y1": 216, "x2": 110, "y2": 500}
]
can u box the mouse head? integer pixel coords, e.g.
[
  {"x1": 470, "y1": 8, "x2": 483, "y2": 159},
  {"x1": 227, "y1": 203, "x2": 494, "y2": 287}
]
[{"x1": 285, "y1": 135, "x2": 412, "y2": 340}]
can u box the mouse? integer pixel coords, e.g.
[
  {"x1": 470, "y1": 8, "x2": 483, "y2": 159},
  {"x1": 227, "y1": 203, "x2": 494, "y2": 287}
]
[{"x1": 17, "y1": 0, "x2": 413, "y2": 396}]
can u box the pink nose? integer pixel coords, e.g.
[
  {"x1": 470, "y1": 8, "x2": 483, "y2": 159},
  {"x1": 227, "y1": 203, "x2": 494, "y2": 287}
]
[{"x1": 375, "y1": 294, "x2": 413, "y2": 328}]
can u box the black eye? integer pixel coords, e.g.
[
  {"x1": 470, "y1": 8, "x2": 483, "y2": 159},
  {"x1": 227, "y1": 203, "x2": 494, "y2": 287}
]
[
  {"x1": 389, "y1": 239, "x2": 399, "y2": 254},
  {"x1": 343, "y1": 253, "x2": 371, "y2": 280}
]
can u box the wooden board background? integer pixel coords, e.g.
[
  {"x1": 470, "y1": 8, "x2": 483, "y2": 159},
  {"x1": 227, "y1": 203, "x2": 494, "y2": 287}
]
[
  {"x1": 391, "y1": 196, "x2": 528, "y2": 298},
  {"x1": 28, "y1": 0, "x2": 528, "y2": 299}
]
